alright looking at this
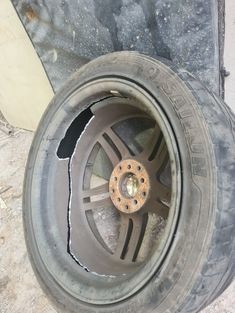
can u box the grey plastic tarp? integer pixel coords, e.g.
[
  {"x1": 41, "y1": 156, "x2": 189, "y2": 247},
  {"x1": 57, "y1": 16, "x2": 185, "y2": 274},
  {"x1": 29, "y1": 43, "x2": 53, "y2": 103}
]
[{"x1": 12, "y1": 0, "x2": 225, "y2": 96}]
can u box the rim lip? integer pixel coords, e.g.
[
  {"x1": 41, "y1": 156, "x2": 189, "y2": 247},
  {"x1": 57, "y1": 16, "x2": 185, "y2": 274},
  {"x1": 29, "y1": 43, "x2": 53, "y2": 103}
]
[{"x1": 29, "y1": 77, "x2": 182, "y2": 305}]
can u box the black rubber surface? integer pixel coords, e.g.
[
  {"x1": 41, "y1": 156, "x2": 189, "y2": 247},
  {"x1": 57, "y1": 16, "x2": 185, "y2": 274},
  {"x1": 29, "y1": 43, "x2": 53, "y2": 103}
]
[{"x1": 23, "y1": 52, "x2": 235, "y2": 313}]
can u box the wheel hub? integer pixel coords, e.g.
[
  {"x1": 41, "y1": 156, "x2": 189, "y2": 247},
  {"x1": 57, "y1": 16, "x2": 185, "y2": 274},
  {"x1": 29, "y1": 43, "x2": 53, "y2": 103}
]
[{"x1": 109, "y1": 159, "x2": 150, "y2": 214}]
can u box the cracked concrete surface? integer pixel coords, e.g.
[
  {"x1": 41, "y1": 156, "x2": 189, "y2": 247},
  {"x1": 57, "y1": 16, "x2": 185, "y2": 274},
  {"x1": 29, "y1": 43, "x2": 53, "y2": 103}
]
[{"x1": 0, "y1": 1, "x2": 235, "y2": 312}]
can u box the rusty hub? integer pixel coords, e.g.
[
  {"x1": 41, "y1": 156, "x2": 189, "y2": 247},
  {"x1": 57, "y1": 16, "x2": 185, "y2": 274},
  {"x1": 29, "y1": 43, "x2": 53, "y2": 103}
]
[{"x1": 109, "y1": 159, "x2": 150, "y2": 214}]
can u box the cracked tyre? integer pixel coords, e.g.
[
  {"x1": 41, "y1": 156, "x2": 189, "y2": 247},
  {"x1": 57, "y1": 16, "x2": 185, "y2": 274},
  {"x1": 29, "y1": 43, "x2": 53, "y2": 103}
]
[{"x1": 23, "y1": 52, "x2": 235, "y2": 313}]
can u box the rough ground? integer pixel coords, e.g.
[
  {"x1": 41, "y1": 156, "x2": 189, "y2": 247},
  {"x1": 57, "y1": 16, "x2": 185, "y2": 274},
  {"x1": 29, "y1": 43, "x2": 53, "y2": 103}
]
[
  {"x1": 0, "y1": 121, "x2": 235, "y2": 313},
  {"x1": 0, "y1": 128, "x2": 55, "y2": 313}
]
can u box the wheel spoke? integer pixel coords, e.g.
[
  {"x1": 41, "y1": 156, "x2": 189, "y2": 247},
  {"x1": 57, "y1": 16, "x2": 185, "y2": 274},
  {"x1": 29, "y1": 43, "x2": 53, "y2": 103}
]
[
  {"x1": 154, "y1": 181, "x2": 171, "y2": 204},
  {"x1": 83, "y1": 197, "x2": 113, "y2": 211},
  {"x1": 85, "y1": 210, "x2": 113, "y2": 254},
  {"x1": 98, "y1": 127, "x2": 132, "y2": 167},
  {"x1": 98, "y1": 135, "x2": 120, "y2": 167},
  {"x1": 114, "y1": 214, "x2": 148, "y2": 262},
  {"x1": 152, "y1": 142, "x2": 169, "y2": 175},
  {"x1": 144, "y1": 197, "x2": 170, "y2": 219},
  {"x1": 138, "y1": 124, "x2": 169, "y2": 177},
  {"x1": 139, "y1": 124, "x2": 161, "y2": 161},
  {"x1": 114, "y1": 215, "x2": 130, "y2": 259},
  {"x1": 105, "y1": 127, "x2": 133, "y2": 158},
  {"x1": 82, "y1": 183, "x2": 109, "y2": 198},
  {"x1": 125, "y1": 214, "x2": 148, "y2": 262}
]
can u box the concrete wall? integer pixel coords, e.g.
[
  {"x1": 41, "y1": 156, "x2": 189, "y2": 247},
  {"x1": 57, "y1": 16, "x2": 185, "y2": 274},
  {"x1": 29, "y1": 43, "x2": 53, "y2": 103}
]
[{"x1": 0, "y1": 0, "x2": 53, "y2": 130}]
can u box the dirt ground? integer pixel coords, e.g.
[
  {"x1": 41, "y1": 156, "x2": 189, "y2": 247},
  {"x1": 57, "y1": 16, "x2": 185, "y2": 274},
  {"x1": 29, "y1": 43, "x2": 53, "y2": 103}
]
[{"x1": 0, "y1": 128, "x2": 55, "y2": 313}]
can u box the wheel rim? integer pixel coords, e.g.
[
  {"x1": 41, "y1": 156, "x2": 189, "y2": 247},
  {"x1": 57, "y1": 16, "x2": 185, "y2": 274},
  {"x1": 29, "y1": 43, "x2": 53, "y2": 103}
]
[
  {"x1": 30, "y1": 79, "x2": 182, "y2": 304},
  {"x1": 69, "y1": 100, "x2": 172, "y2": 274}
]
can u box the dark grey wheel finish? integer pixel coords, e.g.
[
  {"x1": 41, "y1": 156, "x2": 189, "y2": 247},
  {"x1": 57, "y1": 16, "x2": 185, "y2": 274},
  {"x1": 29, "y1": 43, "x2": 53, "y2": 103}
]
[{"x1": 23, "y1": 52, "x2": 235, "y2": 313}]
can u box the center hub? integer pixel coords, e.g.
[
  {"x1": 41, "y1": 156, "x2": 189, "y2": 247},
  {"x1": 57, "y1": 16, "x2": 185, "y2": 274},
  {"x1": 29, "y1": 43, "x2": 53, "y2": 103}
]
[
  {"x1": 109, "y1": 159, "x2": 150, "y2": 214},
  {"x1": 122, "y1": 174, "x2": 139, "y2": 198}
]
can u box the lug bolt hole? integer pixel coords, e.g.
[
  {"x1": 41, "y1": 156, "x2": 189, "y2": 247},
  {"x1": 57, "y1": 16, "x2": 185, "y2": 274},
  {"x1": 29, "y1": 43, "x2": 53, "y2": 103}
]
[
  {"x1": 133, "y1": 200, "x2": 138, "y2": 205},
  {"x1": 142, "y1": 192, "x2": 146, "y2": 197},
  {"x1": 117, "y1": 197, "x2": 121, "y2": 202},
  {"x1": 114, "y1": 177, "x2": 117, "y2": 181},
  {"x1": 127, "y1": 164, "x2": 131, "y2": 169},
  {"x1": 112, "y1": 189, "x2": 115, "y2": 193},
  {"x1": 137, "y1": 166, "x2": 141, "y2": 171},
  {"x1": 125, "y1": 205, "x2": 129, "y2": 210},
  {"x1": 119, "y1": 166, "x2": 122, "y2": 170},
  {"x1": 140, "y1": 178, "x2": 145, "y2": 183}
]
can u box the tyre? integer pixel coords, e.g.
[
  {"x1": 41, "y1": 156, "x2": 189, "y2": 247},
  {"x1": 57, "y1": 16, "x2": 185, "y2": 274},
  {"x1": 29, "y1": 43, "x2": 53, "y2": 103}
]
[{"x1": 23, "y1": 52, "x2": 235, "y2": 313}]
